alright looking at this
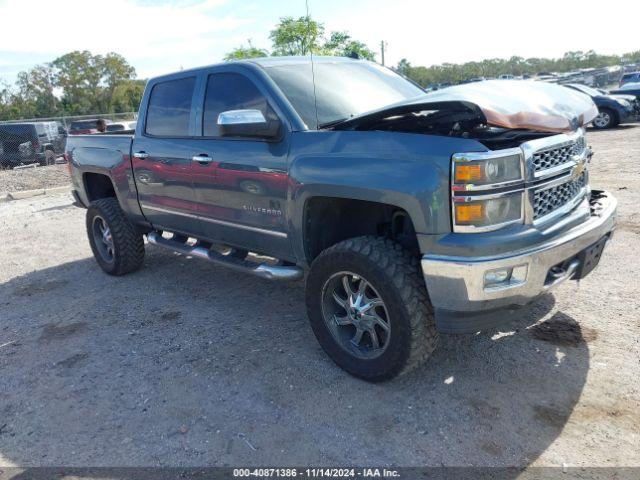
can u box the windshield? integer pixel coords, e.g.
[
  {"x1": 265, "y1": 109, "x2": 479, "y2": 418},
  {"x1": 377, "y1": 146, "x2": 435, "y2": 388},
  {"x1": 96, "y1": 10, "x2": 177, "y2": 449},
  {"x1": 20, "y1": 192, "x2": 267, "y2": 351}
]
[
  {"x1": 570, "y1": 84, "x2": 601, "y2": 97},
  {"x1": 264, "y1": 60, "x2": 424, "y2": 129}
]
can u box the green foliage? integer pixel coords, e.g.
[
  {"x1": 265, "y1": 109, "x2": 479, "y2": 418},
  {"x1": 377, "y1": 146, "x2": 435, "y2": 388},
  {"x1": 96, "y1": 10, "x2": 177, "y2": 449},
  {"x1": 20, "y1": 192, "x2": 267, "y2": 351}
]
[
  {"x1": 0, "y1": 50, "x2": 142, "y2": 121},
  {"x1": 223, "y1": 41, "x2": 269, "y2": 61},
  {"x1": 224, "y1": 16, "x2": 376, "y2": 61},
  {"x1": 322, "y1": 31, "x2": 376, "y2": 60},
  {"x1": 269, "y1": 16, "x2": 324, "y2": 56},
  {"x1": 399, "y1": 50, "x2": 638, "y2": 87}
]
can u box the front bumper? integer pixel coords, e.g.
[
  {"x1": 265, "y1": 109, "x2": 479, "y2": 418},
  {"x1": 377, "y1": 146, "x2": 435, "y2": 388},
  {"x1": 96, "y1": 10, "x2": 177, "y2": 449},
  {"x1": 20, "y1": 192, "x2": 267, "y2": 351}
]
[
  {"x1": 421, "y1": 191, "x2": 617, "y2": 333},
  {"x1": 619, "y1": 106, "x2": 636, "y2": 124}
]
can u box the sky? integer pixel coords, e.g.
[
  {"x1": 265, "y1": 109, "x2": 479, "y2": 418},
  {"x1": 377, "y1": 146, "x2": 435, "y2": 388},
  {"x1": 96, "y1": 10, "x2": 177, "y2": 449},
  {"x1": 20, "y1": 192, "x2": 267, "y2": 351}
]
[{"x1": 0, "y1": 0, "x2": 638, "y2": 84}]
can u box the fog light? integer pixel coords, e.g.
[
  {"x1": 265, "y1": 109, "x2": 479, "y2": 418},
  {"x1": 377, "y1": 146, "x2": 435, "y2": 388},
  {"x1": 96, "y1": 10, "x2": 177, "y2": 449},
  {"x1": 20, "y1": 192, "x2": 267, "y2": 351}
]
[
  {"x1": 484, "y1": 264, "x2": 528, "y2": 291},
  {"x1": 484, "y1": 268, "x2": 512, "y2": 287}
]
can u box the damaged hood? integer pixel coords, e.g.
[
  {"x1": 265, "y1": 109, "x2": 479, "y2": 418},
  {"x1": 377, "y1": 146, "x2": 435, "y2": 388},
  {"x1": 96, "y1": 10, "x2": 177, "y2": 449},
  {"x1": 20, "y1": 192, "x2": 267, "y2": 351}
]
[{"x1": 336, "y1": 80, "x2": 598, "y2": 133}]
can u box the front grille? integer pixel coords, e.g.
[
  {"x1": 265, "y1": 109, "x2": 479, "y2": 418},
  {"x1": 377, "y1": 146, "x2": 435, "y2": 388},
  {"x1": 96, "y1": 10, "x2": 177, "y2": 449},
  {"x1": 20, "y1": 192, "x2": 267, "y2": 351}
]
[
  {"x1": 533, "y1": 173, "x2": 587, "y2": 220},
  {"x1": 532, "y1": 136, "x2": 585, "y2": 173}
]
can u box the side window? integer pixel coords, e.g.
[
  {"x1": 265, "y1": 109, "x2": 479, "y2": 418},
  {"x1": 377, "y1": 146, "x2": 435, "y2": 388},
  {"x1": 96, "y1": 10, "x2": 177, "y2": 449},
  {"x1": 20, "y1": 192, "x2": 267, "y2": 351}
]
[
  {"x1": 203, "y1": 73, "x2": 276, "y2": 137},
  {"x1": 145, "y1": 77, "x2": 196, "y2": 137}
]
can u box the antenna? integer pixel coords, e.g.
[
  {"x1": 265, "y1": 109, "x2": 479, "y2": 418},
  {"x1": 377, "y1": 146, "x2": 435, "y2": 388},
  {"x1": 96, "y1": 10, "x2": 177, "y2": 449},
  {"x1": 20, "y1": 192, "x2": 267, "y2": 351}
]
[{"x1": 306, "y1": 0, "x2": 320, "y2": 129}]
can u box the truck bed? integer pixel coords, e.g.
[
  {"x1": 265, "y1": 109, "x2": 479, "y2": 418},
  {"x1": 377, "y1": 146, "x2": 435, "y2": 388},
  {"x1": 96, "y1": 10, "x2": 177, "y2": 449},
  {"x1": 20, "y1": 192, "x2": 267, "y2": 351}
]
[
  {"x1": 66, "y1": 133, "x2": 134, "y2": 162},
  {"x1": 66, "y1": 133, "x2": 142, "y2": 221}
]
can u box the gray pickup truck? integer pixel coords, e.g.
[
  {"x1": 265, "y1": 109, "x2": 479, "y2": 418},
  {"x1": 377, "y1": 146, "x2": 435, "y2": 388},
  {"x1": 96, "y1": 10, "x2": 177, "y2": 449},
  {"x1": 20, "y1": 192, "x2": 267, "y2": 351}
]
[{"x1": 66, "y1": 57, "x2": 617, "y2": 381}]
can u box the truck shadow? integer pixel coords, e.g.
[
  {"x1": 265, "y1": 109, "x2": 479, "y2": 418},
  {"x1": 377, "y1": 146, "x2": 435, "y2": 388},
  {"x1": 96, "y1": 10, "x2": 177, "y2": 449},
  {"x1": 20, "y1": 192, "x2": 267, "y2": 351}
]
[{"x1": 0, "y1": 248, "x2": 591, "y2": 470}]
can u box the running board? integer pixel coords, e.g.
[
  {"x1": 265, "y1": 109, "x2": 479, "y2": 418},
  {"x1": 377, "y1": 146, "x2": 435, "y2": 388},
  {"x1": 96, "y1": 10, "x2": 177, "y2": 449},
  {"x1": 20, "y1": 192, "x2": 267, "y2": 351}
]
[{"x1": 146, "y1": 232, "x2": 303, "y2": 281}]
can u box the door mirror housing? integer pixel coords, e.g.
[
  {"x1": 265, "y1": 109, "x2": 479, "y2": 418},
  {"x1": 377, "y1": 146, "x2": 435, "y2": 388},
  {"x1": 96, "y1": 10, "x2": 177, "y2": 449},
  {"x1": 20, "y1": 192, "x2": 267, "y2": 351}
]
[{"x1": 217, "y1": 109, "x2": 281, "y2": 140}]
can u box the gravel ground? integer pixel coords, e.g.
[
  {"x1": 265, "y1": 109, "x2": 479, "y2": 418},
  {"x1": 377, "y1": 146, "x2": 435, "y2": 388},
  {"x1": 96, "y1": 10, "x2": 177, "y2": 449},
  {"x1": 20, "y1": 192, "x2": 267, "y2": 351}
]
[
  {"x1": 0, "y1": 126, "x2": 638, "y2": 469},
  {"x1": 0, "y1": 164, "x2": 70, "y2": 195}
]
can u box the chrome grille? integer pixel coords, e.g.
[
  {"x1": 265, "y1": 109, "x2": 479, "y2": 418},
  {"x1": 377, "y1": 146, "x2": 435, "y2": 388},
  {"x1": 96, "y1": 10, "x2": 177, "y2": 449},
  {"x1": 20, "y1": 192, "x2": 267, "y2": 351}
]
[
  {"x1": 533, "y1": 173, "x2": 587, "y2": 220},
  {"x1": 532, "y1": 136, "x2": 585, "y2": 173}
]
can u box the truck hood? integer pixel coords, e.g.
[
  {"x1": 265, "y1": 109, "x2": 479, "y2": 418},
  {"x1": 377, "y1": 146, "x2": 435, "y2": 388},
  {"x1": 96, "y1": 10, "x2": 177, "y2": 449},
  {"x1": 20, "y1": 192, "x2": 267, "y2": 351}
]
[{"x1": 335, "y1": 80, "x2": 598, "y2": 133}]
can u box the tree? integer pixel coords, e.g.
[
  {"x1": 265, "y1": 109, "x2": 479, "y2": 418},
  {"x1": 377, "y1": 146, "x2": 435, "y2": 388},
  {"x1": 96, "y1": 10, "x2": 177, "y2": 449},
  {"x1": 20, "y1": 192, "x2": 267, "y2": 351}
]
[
  {"x1": 396, "y1": 58, "x2": 412, "y2": 76},
  {"x1": 225, "y1": 16, "x2": 376, "y2": 62},
  {"x1": 49, "y1": 50, "x2": 138, "y2": 114},
  {"x1": 111, "y1": 79, "x2": 145, "y2": 113},
  {"x1": 223, "y1": 41, "x2": 269, "y2": 61},
  {"x1": 323, "y1": 31, "x2": 375, "y2": 60},
  {"x1": 102, "y1": 53, "x2": 137, "y2": 111},
  {"x1": 13, "y1": 65, "x2": 58, "y2": 118},
  {"x1": 52, "y1": 51, "x2": 105, "y2": 114},
  {"x1": 269, "y1": 16, "x2": 324, "y2": 56}
]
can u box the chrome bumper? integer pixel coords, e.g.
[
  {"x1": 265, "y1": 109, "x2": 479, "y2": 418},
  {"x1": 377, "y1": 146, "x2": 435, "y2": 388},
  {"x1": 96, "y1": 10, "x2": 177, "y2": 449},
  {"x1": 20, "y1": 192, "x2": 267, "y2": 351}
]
[{"x1": 421, "y1": 191, "x2": 617, "y2": 314}]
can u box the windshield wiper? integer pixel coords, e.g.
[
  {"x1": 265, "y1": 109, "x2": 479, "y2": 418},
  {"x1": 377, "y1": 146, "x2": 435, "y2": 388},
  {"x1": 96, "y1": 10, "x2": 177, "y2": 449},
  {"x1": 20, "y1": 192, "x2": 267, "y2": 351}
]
[{"x1": 318, "y1": 117, "x2": 350, "y2": 129}]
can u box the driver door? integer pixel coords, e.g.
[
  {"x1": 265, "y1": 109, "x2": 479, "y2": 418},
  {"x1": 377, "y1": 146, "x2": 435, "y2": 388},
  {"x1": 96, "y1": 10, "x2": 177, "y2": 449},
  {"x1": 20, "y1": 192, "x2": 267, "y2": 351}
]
[{"x1": 190, "y1": 69, "x2": 293, "y2": 260}]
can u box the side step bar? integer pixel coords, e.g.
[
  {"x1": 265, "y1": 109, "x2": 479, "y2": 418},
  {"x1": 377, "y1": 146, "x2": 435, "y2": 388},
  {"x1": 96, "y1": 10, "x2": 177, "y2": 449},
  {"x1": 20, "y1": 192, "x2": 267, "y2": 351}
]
[{"x1": 146, "y1": 232, "x2": 303, "y2": 281}]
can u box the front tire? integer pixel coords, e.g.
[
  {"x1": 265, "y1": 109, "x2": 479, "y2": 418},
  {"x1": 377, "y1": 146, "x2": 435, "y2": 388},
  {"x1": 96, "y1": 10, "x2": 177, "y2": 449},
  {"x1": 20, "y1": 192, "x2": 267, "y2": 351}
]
[
  {"x1": 86, "y1": 197, "x2": 145, "y2": 276},
  {"x1": 592, "y1": 108, "x2": 617, "y2": 129},
  {"x1": 305, "y1": 236, "x2": 438, "y2": 382}
]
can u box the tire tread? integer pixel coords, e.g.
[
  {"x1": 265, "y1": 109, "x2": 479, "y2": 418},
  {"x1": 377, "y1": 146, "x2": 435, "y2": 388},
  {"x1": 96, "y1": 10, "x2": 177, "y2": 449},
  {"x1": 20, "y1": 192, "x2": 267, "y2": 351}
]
[
  {"x1": 312, "y1": 236, "x2": 437, "y2": 380},
  {"x1": 87, "y1": 197, "x2": 144, "y2": 276}
]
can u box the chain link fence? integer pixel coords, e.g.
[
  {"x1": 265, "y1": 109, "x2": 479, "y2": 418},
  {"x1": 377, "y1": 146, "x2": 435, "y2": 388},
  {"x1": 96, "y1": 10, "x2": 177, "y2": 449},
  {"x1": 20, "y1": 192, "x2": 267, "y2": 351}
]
[{"x1": 0, "y1": 112, "x2": 137, "y2": 170}]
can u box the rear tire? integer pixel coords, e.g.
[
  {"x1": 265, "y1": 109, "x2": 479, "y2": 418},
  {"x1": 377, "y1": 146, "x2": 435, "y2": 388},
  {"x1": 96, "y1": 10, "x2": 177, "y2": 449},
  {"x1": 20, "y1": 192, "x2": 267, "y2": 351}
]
[
  {"x1": 305, "y1": 236, "x2": 438, "y2": 382},
  {"x1": 86, "y1": 197, "x2": 145, "y2": 276}
]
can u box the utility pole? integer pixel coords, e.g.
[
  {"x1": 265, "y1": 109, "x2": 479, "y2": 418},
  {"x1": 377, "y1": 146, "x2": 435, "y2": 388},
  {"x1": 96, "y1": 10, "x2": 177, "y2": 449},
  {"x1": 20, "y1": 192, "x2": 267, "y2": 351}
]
[{"x1": 380, "y1": 41, "x2": 387, "y2": 66}]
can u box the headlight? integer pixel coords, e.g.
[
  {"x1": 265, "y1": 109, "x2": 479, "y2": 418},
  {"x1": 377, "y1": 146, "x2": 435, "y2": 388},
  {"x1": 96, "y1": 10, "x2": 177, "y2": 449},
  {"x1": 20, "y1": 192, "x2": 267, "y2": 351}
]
[
  {"x1": 616, "y1": 98, "x2": 631, "y2": 108},
  {"x1": 451, "y1": 148, "x2": 525, "y2": 232},
  {"x1": 453, "y1": 153, "x2": 522, "y2": 186},
  {"x1": 453, "y1": 193, "x2": 524, "y2": 232}
]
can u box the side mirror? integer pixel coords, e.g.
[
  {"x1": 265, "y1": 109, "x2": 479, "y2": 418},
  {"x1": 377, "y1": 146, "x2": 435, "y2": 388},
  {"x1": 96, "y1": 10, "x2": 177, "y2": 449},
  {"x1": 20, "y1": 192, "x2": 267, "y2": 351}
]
[{"x1": 217, "y1": 109, "x2": 281, "y2": 140}]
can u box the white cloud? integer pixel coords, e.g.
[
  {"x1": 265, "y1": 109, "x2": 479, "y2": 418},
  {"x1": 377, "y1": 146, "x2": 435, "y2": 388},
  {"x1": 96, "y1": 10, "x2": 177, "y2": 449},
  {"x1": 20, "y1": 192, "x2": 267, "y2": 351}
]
[
  {"x1": 1, "y1": 0, "x2": 637, "y2": 83},
  {"x1": 0, "y1": 0, "x2": 257, "y2": 78},
  {"x1": 314, "y1": 0, "x2": 639, "y2": 67}
]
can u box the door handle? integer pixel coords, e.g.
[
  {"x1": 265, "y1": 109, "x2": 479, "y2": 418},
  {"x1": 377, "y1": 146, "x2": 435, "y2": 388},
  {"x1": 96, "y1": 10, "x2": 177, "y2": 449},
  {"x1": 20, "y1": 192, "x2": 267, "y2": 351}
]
[
  {"x1": 133, "y1": 151, "x2": 149, "y2": 159},
  {"x1": 192, "y1": 154, "x2": 213, "y2": 164}
]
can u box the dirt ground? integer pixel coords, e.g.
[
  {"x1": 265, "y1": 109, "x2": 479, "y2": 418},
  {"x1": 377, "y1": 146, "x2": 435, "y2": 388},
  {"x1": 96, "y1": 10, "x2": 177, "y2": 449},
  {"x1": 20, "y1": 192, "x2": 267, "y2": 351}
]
[
  {"x1": 0, "y1": 126, "x2": 638, "y2": 469},
  {"x1": 0, "y1": 164, "x2": 69, "y2": 195}
]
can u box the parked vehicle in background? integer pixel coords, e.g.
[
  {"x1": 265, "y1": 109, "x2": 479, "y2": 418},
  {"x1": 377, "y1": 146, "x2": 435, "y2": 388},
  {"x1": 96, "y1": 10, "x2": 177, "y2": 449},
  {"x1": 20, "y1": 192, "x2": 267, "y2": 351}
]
[
  {"x1": 601, "y1": 89, "x2": 640, "y2": 117},
  {"x1": 565, "y1": 83, "x2": 637, "y2": 129},
  {"x1": 66, "y1": 58, "x2": 616, "y2": 381},
  {"x1": 106, "y1": 121, "x2": 137, "y2": 132},
  {"x1": 609, "y1": 82, "x2": 640, "y2": 100},
  {"x1": 68, "y1": 119, "x2": 113, "y2": 135},
  {"x1": 0, "y1": 122, "x2": 60, "y2": 168},
  {"x1": 460, "y1": 77, "x2": 486, "y2": 84},
  {"x1": 619, "y1": 72, "x2": 640, "y2": 87},
  {"x1": 499, "y1": 74, "x2": 515, "y2": 80}
]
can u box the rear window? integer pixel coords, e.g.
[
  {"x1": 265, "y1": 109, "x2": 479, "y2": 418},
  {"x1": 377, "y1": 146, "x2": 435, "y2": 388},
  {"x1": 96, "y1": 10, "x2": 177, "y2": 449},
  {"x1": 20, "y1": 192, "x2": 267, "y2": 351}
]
[
  {"x1": 106, "y1": 124, "x2": 125, "y2": 132},
  {"x1": 0, "y1": 124, "x2": 36, "y2": 140},
  {"x1": 145, "y1": 77, "x2": 196, "y2": 137},
  {"x1": 70, "y1": 120, "x2": 98, "y2": 131}
]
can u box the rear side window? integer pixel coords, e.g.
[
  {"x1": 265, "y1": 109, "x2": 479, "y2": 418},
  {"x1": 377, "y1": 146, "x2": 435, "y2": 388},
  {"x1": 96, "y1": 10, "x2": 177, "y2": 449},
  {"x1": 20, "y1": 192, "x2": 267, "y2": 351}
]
[
  {"x1": 202, "y1": 73, "x2": 274, "y2": 137},
  {"x1": 146, "y1": 77, "x2": 196, "y2": 137}
]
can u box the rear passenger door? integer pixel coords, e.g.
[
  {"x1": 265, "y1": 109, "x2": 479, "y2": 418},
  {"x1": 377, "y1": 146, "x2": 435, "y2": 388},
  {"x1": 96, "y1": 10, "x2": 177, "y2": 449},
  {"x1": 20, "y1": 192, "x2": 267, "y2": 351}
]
[
  {"x1": 132, "y1": 75, "x2": 202, "y2": 236},
  {"x1": 189, "y1": 68, "x2": 293, "y2": 259}
]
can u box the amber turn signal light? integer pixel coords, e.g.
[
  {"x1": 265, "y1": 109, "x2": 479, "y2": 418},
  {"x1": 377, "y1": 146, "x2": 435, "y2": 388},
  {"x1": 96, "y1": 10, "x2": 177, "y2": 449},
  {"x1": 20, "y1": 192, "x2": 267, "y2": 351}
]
[
  {"x1": 454, "y1": 164, "x2": 484, "y2": 183},
  {"x1": 455, "y1": 203, "x2": 484, "y2": 223}
]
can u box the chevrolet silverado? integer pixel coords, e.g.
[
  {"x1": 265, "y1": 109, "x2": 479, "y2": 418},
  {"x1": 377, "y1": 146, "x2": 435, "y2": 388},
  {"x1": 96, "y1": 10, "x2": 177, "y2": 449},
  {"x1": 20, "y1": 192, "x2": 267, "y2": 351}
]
[{"x1": 66, "y1": 57, "x2": 617, "y2": 381}]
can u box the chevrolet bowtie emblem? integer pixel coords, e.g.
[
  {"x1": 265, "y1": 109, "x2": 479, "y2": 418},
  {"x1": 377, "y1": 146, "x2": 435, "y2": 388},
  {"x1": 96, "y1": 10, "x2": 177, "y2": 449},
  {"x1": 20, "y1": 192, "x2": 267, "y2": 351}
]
[{"x1": 573, "y1": 159, "x2": 586, "y2": 178}]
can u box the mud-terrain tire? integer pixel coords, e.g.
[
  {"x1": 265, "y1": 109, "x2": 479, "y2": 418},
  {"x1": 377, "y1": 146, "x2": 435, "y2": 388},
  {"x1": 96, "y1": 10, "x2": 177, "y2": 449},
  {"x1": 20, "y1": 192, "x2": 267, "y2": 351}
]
[
  {"x1": 86, "y1": 197, "x2": 145, "y2": 276},
  {"x1": 305, "y1": 236, "x2": 438, "y2": 382}
]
